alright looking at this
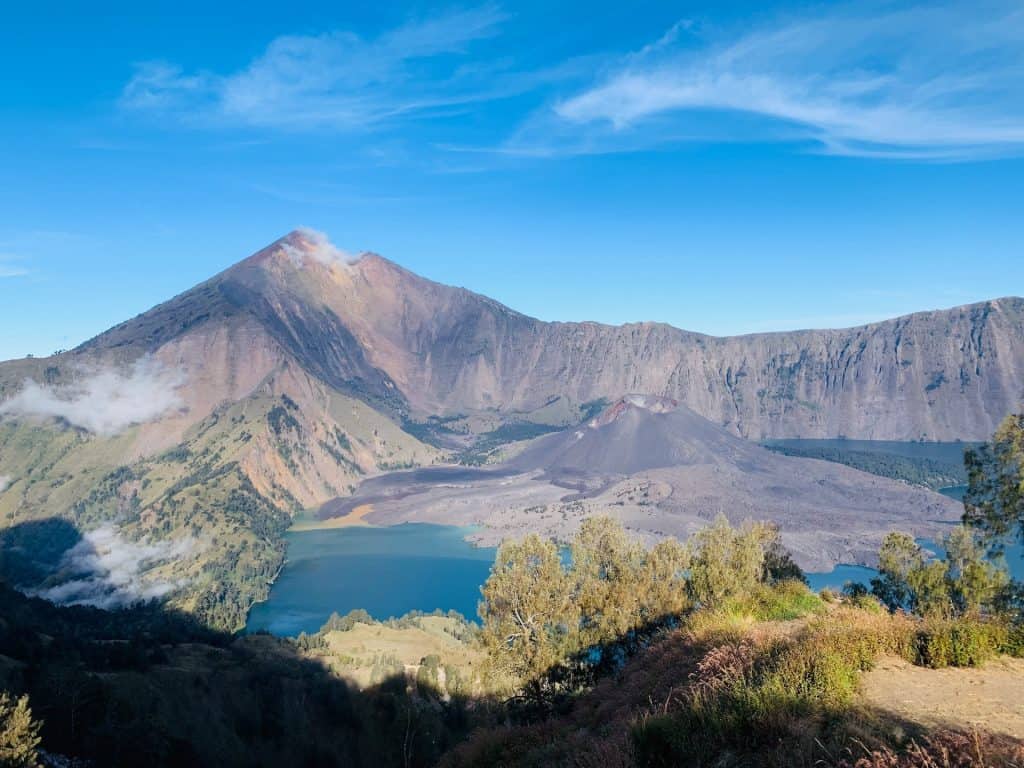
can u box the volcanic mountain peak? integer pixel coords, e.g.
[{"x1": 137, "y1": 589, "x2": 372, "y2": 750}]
[
  {"x1": 245, "y1": 228, "x2": 366, "y2": 271},
  {"x1": 590, "y1": 394, "x2": 680, "y2": 428}
]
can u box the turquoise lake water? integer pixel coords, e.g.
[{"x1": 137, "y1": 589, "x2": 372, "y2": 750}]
[
  {"x1": 246, "y1": 485, "x2": 1023, "y2": 637},
  {"x1": 804, "y1": 485, "x2": 1024, "y2": 590},
  {"x1": 244, "y1": 523, "x2": 496, "y2": 636}
]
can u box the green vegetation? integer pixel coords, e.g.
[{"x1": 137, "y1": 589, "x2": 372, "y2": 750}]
[
  {"x1": 631, "y1": 607, "x2": 911, "y2": 765},
  {"x1": 837, "y1": 523, "x2": 1021, "y2": 670},
  {"x1": 455, "y1": 421, "x2": 563, "y2": 465},
  {"x1": 0, "y1": 385, "x2": 441, "y2": 632},
  {"x1": 2, "y1": 417, "x2": 1023, "y2": 766},
  {"x1": 965, "y1": 412, "x2": 1024, "y2": 550},
  {"x1": 763, "y1": 444, "x2": 965, "y2": 489},
  {"x1": 0, "y1": 580, "x2": 484, "y2": 768},
  {"x1": 457, "y1": 508, "x2": 1024, "y2": 766},
  {"x1": 0, "y1": 692, "x2": 42, "y2": 768},
  {"x1": 478, "y1": 515, "x2": 802, "y2": 699},
  {"x1": 3, "y1": 507, "x2": 1023, "y2": 767},
  {"x1": 869, "y1": 528, "x2": 1009, "y2": 618}
]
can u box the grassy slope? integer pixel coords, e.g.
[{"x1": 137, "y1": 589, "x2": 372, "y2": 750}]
[
  {"x1": 442, "y1": 587, "x2": 1024, "y2": 768},
  {"x1": 304, "y1": 614, "x2": 485, "y2": 693},
  {"x1": 0, "y1": 381, "x2": 440, "y2": 631}
]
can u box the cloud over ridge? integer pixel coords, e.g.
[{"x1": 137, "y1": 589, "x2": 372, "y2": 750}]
[
  {"x1": 0, "y1": 357, "x2": 185, "y2": 435},
  {"x1": 30, "y1": 525, "x2": 203, "y2": 609},
  {"x1": 280, "y1": 227, "x2": 360, "y2": 268}
]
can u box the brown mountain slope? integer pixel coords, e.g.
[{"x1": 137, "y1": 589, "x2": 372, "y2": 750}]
[
  {"x1": 34, "y1": 229, "x2": 1022, "y2": 442},
  {"x1": 337, "y1": 257, "x2": 1024, "y2": 440}
]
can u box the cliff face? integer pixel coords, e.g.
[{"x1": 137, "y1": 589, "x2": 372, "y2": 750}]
[{"x1": 318, "y1": 251, "x2": 1024, "y2": 440}]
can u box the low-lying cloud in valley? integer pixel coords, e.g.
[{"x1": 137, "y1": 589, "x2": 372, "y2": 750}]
[
  {"x1": 31, "y1": 525, "x2": 203, "y2": 609},
  {"x1": 0, "y1": 357, "x2": 185, "y2": 435},
  {"x1": 0, "y1": 475, "x2": 10, "y2": 493}
]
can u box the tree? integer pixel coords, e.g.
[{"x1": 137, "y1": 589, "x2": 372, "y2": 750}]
[
  {"x1": 638, "y1": 537, "x2": 691, "y2": 623},
  {"x1": 0, "y1": 692, "x2": 41, "y2": 768},
  {"x1": 944, "y1": 526, "x2": 1009, "y2": 614},
  {"x1": 907, "y1": 560, "x2": 952, "y2": 618},
  {"x1": 571, "y1": 516, "x2": 645, "y2": 647},
  {"x1": 872, "y1": 527, "x2": 1007, "y2": 618},
  {"x1": 760, "y1": 523, "x2": 807, "y2": 585},
  {"x1": 478, "y1": 534, "x2": 576, "y2": 692},
  {"x1": 688, "y1": 515, "x2": 768, "y2": 608},
  {"x1": 964, "y1": 414, "x2": 1024, "y2": 553},
  {"x1": 873, "y1": 532, "x2": 922, "y2": 611}
]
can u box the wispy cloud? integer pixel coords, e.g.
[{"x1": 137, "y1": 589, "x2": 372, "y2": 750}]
[
  {"x1": 121, "y1": 5, "x2": 508, "y2": 130},
  {"x1": 30, "y1": 525, "x2": 203, "y2": 609},
  {"x1": 539, "y1": 2, "x2": 1024, "y2": 159},
  {"x1": 0, "y1": 254, "x2": 28, "y2": 278},
  {"x1": 0, "y1": 475, "x2": 10, "y2": 493},
  {"x1": 0, "y1": 357, "x2": 185, "y2": 435}
]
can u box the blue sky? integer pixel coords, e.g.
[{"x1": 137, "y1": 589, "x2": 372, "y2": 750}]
[{"x1": 2, "y1": 0, "x2": 1023, "y2": 360}]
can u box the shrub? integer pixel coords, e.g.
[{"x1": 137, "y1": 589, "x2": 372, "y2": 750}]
[
  {"x1": 632, "y1": 607, "x2": 915, "y2": 765},
  {"x1": 998, "y1": 622, "x2": 1024, "y2": 658},
  {"x1": 721, "y1": 581, "x2": 825, "y2": 622},
  {"x1": 843, "y1": 583, "x2": 887, "y2": 613},
  {"x1": 911, "y1": 616, "x2": 1005, "y2": 669},
  {"x1": 0, "y1": 692, "x2": 41, "y2": 768}
]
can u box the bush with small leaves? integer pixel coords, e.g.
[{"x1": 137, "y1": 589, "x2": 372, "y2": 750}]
[{"x1": 0, "y1": 692, "x2": 41, "y2": 768}]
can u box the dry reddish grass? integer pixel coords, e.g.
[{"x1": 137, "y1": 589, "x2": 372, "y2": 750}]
[
  {"x1": 838, "y1": 730, "x2": 1024, "y2": 767},
  {"x1": 443, "y1": 603, "x2": 1023, "y2": 768}
]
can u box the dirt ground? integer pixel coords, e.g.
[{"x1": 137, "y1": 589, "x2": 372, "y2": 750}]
[{"x1": 860, "y1": 654, "x2": 1024, "y2": 739}]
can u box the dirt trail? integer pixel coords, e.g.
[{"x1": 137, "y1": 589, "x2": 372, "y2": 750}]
[{"x1": 861, "y1": 655, "x2": 1024, "y2": 739}]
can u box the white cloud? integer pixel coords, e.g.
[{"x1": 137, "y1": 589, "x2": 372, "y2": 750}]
[
  {"x1": 121, "y1": 5, "x2": 507, "y2": 130},
  {"x1": 548, "y1": 2, "x2": 1024, "y2": 159},
  {"x1": 280, "y1": 227, "x2": 361, "y2": 268},
  {"x1": 0, "y1": 475, "x2": 10, "y2": 493},
  {"x1": 30, "y1": 525, "x2": 202, "y2": 609},
  {"x1": 0, "y1": 357, "x2": 185, "y2": 435},
  {"x1": 0, "y1": 254, "x2": 28, "y2": 278}
]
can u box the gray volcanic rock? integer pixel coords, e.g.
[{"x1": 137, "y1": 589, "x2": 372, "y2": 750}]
[
  {"x1": 509, "y1": 395, "x2": 756, "y2": 475},
  {"x1": 333, "y1": 395, "x2": 962, "y2": 570}
]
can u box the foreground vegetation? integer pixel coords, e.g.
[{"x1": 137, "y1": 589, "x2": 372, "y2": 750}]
[
  {"x1": 2, "y1": 511, "x2": 1022, "y2": 767},
  {"x1": 2, "y1": 413, "x2": 1024, "y2": 766}
]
